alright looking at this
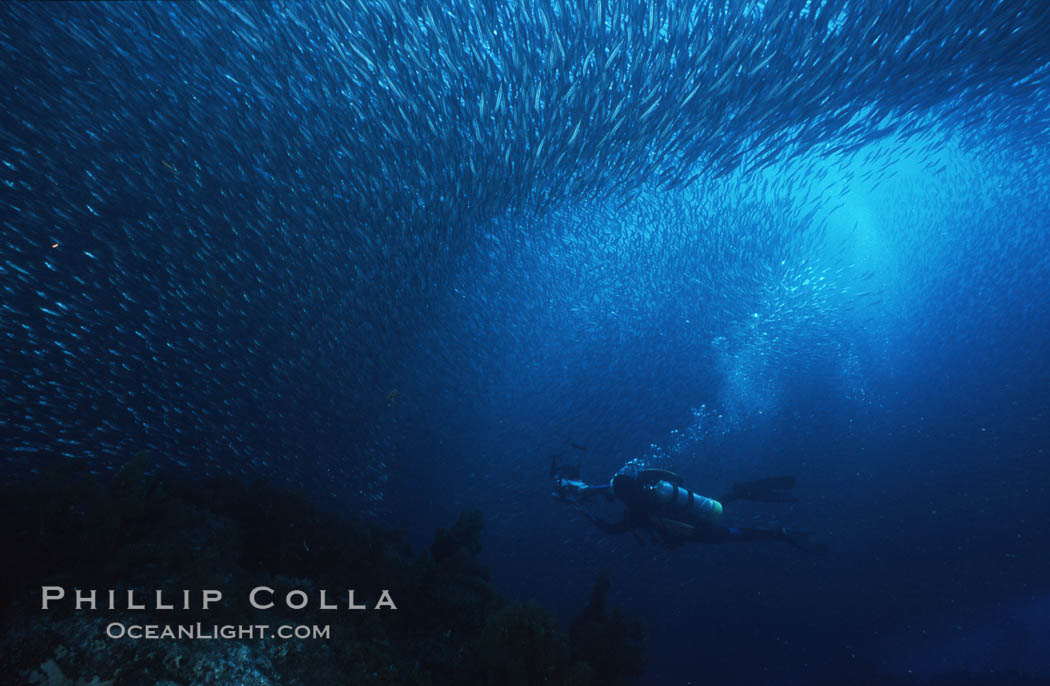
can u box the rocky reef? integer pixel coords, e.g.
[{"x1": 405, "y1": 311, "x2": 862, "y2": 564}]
[{"x1": 0, "y1": 457, "x2": 645, "y2": 685}]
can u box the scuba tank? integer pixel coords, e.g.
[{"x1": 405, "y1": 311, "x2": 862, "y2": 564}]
[{"x1": 636, "y1": 469, "x2": 723, "y2": 526}]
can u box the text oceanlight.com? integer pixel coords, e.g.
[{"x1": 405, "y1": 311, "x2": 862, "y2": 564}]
[{"x1": 105, "y1": 623, "x2": 330, "y2": 640}]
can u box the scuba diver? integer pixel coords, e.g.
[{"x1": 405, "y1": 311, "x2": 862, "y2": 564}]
[{"x1": 552, "y1": 458, "x2": 825, "y2": 552}]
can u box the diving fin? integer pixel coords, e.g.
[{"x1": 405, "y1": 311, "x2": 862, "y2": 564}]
[{"x1": 722, "y1": 476, "x2": 797, "y2": 503}]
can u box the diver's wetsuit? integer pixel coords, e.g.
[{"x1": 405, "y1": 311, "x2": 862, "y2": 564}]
[{"x1": 555, "y1": 463, "x2": 816, "y2": 551}]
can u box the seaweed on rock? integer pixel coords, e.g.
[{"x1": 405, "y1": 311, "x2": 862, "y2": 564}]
[
  {"x1": 0, "y1": 461, "x2": 647, "y2": 685},
  {"x1": 568, "y1": 571, "x2": 646, "y2": 686}
]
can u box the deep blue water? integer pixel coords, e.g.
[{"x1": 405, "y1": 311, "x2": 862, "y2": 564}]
[{"x1": 3, "y1": 1, "x2": 1050, "y2": 684}]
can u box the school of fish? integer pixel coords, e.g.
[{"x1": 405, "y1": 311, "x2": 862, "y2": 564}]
[{"x1": 2, "y1": 1, "x2": 1048, "y2": 501}]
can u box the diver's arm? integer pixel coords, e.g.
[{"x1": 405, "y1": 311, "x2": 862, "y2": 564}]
[
  {"x1": 579, "y1": 483, "x2": 611, "y2": 499},
  {"x1": 554, "y1": 479, "x2": 611, "y2": 502}
]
